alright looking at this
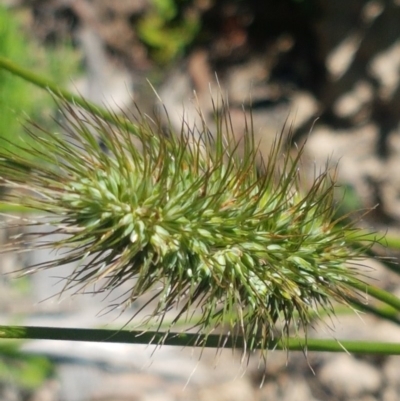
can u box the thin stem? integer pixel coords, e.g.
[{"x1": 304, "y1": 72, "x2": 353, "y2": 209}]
[
  {"x1": 349, "y1": 298, "x2": 400, "y2": 326},
  {"x1": 349, "y1": 280, "x2": 400, "y2": 311},
  {"x1": 305, "y1": 301, "x2": 400, "y2": 327},
  {"x1": 0, "y1": 56, "x2": 140, "y2": 136},
  {"x1": 1, "y1": 325, "x2": 400, "y2": 354}
]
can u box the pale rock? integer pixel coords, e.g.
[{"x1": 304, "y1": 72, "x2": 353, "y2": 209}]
[
  {"x1": 318, "y1": 354, "x2": 382, "y2": 398},
  {"x1": 198, "y1": 379, "x2": 255, "y2": 401},
  {"x1": 382, "y1": 386, "x2": 400, "y2": 401},
  {"x1": 89, "y1": 371, "x2": 170, "y2": 401},
  {"x1": 259, "y1": 381, "x2": 280, "y2": 400},
  {"x1": 327, "y1": 33, "x2": 362, "y2": 79},
  {"x1": 30, "y1": 380, "x2": 60, "y2": 401},
  {"x1": 369, "y1": 39, "x2": 400, "y2": 98},
  {"x1": 278, "y1": 376, "x2": 317, "y2": 401},
  {"x1": 259, "y1": 375, "x2": 318, "y2": 401},
  {"x1": 353, "y1": 396, "x2": 378, "y2": 401},
  {"x1": 383, "y1": 355, "x2": 400, "y2": 389},
  {"x1": 305, "y1": 124, "x2": 379, "y2": 185},
  {"x1": 334, "y1": 81, "x2": 373, "y2": 118}
]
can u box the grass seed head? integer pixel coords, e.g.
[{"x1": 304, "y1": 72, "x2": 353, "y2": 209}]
[{"x1": 0, "y1": 96, "x2": 371, "y2": 358}]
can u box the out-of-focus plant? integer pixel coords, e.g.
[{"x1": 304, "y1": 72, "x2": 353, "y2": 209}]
[
  {"x1": 134, "y1": 0, "x2": 320, "y2": 66},
  {"x1": 137, "y1": 0, "x2": 200, "y2": 64},
  {"x1": 0, "y1": 6, "x2": 77, "y2": 391},
  {"x1": 0, "y1": 4, "x2": 80, "y2": 162},
  {"x1": 0, "y1": 342, "x2": 53, "y2": 392},
  {"x1": 1, "y1": 58, "x2": 400, "y2": 374}
]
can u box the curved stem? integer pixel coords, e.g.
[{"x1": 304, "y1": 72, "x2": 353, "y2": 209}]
[
  {"x1": 348, "y1": 298, "x2": 400, "y2": 325},
  {"x1": 1, "y1": 325, "x2": 400, "y2": 354},
  {"x1": 0, "y1": 56, "x2": 140, "y2": 137},
  {"x1": 349, "y1": 280, "x2": 400, "y2": 312}
]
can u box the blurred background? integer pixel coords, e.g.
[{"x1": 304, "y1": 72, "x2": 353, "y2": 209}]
[{"x1": 1, "y1": 1, "x2": 400, "y2": 400}]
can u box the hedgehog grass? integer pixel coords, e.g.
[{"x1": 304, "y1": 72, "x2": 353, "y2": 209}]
[{"x1": 0, "y1": 94, "x2": 372, "y2": 361}]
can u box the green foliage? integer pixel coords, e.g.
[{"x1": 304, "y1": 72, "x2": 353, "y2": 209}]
[
  {"x1": 334, "y1": 183, "x2": 363, "y2": 220},
  {"x1": 0, "y1": 5, "x2": 80, "y2": 161},
  {"x1": 0, "y1": 342, "x2": 53, "y2": 390},
  {"x1": 137, "y1": 0, "x2": 200, "y2": 64}
]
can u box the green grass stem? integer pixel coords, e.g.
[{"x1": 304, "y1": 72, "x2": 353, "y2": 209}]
[
  {"x1": 350, "y1": 280, "x2": 400, "y2": 312},
  {"x1": 0, "y1": 57, "x2": 140, "y2": 137},
  {"x1": 1, "y1": 325, "x2": 400, "y2": 355}
]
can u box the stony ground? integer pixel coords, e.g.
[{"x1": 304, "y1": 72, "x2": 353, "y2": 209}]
[{"x1": 2, "y1": 1, "x2": 400, "y2": 400}]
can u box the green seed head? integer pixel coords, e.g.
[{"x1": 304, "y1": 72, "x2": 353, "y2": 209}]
[{"x1": 0, "y1": 97, "x2": 371, "y2": 357}]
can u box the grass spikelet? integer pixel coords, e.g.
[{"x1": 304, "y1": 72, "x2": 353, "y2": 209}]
[{"x1": 0, "y1": 95, "x2": 372, "y2": 362}]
